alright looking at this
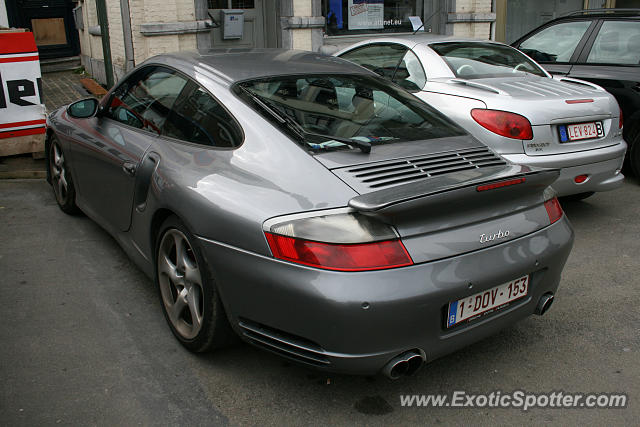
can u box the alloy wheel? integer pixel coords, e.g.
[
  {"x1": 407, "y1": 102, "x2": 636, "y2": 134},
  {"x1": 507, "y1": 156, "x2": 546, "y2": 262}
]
[
  {"x1": 50, "y1": 142, "x2": 69, "y2": 205},
  {"x1": 157, "y1": 229, "x2": 204, "y2": 340}
]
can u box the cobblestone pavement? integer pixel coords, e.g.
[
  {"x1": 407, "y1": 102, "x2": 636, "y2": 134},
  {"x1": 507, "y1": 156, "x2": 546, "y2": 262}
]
[{"x1": 41, "y1": 71, "x2": 92, "y2": 112}]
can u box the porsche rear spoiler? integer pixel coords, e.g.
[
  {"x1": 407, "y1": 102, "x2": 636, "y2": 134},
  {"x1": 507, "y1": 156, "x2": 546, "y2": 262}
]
[{"x1": 348, "y1": 165, "x2": 560, "y2": 213}]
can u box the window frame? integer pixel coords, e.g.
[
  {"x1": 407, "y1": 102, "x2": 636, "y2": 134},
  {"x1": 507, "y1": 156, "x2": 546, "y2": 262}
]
[
  {"x1": 513, "y1": 18, "x2": 598, "y2": 65},
  {"x1": 102, "y1": 65, "x2": 189, "y2": 137},
  {"x1": 575, "y1": 18, "x2": 640, "y2": 67},
  {"x1": 231, "y1": 72, "x2": 468, "y2": 154}
]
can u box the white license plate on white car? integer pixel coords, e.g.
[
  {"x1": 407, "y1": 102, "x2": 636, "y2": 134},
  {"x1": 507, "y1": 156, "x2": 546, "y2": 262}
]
[
  {"x1": 560, "y1": 121, "x2": 604, "y2": 142},
  {"x1": 446, "y1": 275, "x2": 529, "y2": 328}
]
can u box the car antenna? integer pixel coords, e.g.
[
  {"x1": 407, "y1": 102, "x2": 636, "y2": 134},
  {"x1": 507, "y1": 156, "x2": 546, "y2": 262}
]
[{"x1": 413, "y1": 8, "x2": 440, "y2": 34}]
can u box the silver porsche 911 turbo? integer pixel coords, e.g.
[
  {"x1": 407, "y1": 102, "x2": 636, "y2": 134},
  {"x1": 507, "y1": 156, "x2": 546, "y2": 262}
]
[
  {"x1": 334, "y1": 36, "x2": 627, "y2": 200},
  {"x1": 45, "y1": 49, "x2": 574, "y2": 378}
]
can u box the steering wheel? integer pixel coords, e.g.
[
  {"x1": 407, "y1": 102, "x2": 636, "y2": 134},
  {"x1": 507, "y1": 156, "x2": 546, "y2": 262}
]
[
  {"x1": 456, "y1": 64, "x2": 475, "y2": 76},
  {"x1": 513, "y1": 63, "x2": 528, "y2": 73}
]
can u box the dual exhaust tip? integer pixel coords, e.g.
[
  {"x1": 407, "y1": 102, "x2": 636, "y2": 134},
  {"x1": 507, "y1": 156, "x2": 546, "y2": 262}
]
[
  {"x1": 535, "y1": 293, "x2": 554, "y2": 316},
  {"x1": 382, "y1": 293, "x2": 555, "y2": 379},
  {"x1": 381, "y1": 350, "x2": 425, "y2": 380}
]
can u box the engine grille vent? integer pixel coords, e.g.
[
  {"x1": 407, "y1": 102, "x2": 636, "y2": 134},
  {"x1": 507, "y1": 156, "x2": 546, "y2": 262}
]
[
  {"x1": 238, "y1": 318, "x2": 330, "y2": 367},
  {"x1": 340, "y1": 147, "x2": 506, "y2": 190}
]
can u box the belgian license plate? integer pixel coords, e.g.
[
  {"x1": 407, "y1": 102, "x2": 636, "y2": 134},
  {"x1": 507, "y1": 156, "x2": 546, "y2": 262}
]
[
  {"x1": 446, "y1": 275, "x2": 529, "y2": 328},
  {"x1": 559, "y1": 121, "x2": 604, "y2": 142}
]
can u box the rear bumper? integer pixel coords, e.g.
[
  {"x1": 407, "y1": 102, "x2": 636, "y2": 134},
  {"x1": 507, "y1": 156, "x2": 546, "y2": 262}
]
[
  {"x1": 197, "y1": 217, "x2": 574, "y2": 375},
  {"x1": 502, "y1": 141, "x2": 626, "y2": 196}
]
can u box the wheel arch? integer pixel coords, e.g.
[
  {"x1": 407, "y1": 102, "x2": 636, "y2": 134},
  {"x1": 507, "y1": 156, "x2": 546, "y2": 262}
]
[{"x1": 149, "y1": 208, "x2": 178, "y2": 262}]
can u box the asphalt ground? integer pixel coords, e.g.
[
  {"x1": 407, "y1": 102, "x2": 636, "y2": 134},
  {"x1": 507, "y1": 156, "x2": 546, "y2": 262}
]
[{"x1": 1, "y1": 178, "x2": 638, "y2": 426}]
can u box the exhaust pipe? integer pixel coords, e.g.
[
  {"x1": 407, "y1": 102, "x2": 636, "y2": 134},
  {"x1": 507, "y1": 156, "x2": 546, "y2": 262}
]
[
  {"x1": 535, "y1": 293, "x2": 554, "y2": 315},
  {"x1": 381, "y1": 350, "x2": 425, "y2": 379}
]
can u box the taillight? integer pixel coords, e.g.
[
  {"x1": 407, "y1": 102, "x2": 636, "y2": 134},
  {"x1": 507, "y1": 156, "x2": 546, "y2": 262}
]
[
  {"x1": 263, "y1": 211, "x2": 413, "y2": 271},
  {"x1": 265, "y1": 234, "x2": 412, "y2": 271},
  {"x1": 619, "y1": 108, "x2": 623, "y2": 129},
  {"x1": 471, "y1": 109, "x2": 533, "y2": 140},
  {"x1": 543, "y1": 187, "x2": 563, "y2": 224}
]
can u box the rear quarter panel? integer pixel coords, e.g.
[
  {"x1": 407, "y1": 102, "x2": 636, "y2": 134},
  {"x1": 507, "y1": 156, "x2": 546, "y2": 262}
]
[{"x1": 131, "y1": 79, "x2": 359, "y2": 260}]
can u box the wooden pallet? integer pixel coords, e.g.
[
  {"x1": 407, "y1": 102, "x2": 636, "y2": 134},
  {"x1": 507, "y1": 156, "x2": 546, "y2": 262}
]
[{"x1": 0, "y1": 134, "x2": 45, "y2": 158}]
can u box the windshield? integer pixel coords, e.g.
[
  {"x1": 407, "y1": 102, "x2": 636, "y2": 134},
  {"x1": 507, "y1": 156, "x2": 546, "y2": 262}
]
[
  {"x1": 430, "y1": 42, "x2": 547, "y2": 79},
  {"x1": 234, "y1": 74, "x2": 466, "y2": 152}
]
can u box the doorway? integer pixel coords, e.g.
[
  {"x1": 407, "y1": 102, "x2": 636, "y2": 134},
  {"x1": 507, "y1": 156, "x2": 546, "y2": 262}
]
[{"x1": 5, "y1": 0, "x2": 80, "y2": 59}]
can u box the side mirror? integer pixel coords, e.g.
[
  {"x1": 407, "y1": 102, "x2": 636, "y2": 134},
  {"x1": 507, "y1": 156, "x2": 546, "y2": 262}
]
[{"x1": 67, "y1": 98, "x2": 100, "y2": 119}]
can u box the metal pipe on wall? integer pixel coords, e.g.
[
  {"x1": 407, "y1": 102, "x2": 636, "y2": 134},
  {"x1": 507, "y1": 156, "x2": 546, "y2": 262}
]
[{"x1": 120, "y1": 0, "x2": 135, "y2": 71}]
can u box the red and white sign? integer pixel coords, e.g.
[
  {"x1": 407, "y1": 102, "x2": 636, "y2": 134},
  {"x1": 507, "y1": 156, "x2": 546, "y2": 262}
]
[{"x1": 0, "y1": 32, "x2": 46, "y2": 139}]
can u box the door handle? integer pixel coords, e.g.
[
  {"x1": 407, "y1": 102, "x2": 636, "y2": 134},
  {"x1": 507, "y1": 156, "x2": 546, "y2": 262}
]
[{"x1": 122, "y1": 161, "x2": 137, "y2": 177}]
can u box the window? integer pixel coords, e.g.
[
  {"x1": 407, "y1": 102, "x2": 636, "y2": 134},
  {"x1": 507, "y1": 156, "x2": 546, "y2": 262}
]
[
  {"x1": 163, "y1": 82, "x2": 243, "y2": 148},
  {"x1": 106, "y1": 67, "x2": 188, "y2": 135},
  {"x1": 586, "y1": 21, "x2": 640, "y2": 65},
  {"x1": 236, "y1": 74, "x2": 465, "y2": 153},
  {"x1": 340, "y1": 44, "x2": 426, "y2": 90},
  {"x1": 340, "y1": 43, "x2": 408, "y2": 79},
  {"x1": 323, "y1": 0, "x2": 418, "y2": 36},
  {"x1": 518, "y1": 20, "x2": 592, "y2": 63},
  {"x1": 430, "y1": 42, "x2": 547, "y2": 79}
]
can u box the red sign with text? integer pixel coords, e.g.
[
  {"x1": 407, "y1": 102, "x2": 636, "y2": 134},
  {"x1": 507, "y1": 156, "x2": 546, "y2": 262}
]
[{"x1": 0, "y1": 32, "x2": 46, "y2": 139}]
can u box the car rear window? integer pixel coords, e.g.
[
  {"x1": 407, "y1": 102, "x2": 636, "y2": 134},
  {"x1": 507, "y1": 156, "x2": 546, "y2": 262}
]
[
  {"x1": 430, "y1": 42, "x2": 547, "y2": 79},
  {"x1": 234, "y1": 74, "x2": 466, "y2": 152}
]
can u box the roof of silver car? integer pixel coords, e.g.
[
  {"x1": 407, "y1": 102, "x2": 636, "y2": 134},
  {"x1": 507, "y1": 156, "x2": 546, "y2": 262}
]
[
  {"x1": 358, "y1": 34, "x2": 504, "y2": 46},
  {"x1": 151, "y1": 49, "x2": 374, "y2": 86}
]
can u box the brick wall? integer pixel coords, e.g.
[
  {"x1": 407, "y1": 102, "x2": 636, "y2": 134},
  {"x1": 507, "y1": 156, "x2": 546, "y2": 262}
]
[
  {"x1": 451, "y1": 0, "x2": 494, "y2": 39},
  {"x1": 106, "y1": 0, "x2": 125, "y2": 69},
  {"x1": 129, "y1": 0, "x2": 197, "y2": 65},
  {"x1": 456, "y1": 0, "x2": 493, "y2": 14}
]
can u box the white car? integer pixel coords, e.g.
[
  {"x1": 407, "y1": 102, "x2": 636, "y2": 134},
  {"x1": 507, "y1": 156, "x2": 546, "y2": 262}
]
[{"x1": 334, "y1": 35, "x2": 627, "y2": 199}]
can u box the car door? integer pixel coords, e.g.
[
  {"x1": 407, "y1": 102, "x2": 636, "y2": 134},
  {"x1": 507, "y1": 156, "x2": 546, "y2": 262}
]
[
  {"x1": 566, "y1": 19, "x2": 640, "y2": 137},
  {"x1": 513, "y1": 19, "x2": 597, "y2": 76},
  {"x1": 69, "y1": 66, "x2": 189, "y2": 231}
]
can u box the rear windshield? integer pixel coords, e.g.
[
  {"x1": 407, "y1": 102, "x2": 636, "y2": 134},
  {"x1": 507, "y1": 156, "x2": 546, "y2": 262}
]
[
  {"x1": 234, "y1": 74, "x2": 466, "y2": 152},
  {"x1": 430, "y1": 42, "x2": 547, "y2": 79}
]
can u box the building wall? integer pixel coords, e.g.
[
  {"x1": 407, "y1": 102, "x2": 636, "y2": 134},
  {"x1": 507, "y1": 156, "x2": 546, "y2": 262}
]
[
  {"x1": 450, "y1": 0, "x2": 495, "y2": 39},
  {"x1": 78, "y1": 0, "x2": 498, "y2": 86},
  {"x1": 107, "y1": 0, "x2": 125, "y2": 76},
  {"x1": 291, "y1": 0, "x2": 313, "y2": 49},
  {"x1": 79, "y1": 0, "x2": 200, "y2": 85},
  {"x1": 130, "y1": 0, "x2": 197, "y2": 65}
]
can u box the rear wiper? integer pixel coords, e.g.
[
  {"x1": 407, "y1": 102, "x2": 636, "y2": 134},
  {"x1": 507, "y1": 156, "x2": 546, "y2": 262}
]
[{"x1": 237, "y1": 85, "x2": 371, "y2": 154}]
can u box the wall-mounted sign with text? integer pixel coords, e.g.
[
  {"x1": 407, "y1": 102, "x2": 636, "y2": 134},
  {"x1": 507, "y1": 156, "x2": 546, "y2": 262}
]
[{"x1": 0, "y1": 31, "x2": 46, "y2": 140}]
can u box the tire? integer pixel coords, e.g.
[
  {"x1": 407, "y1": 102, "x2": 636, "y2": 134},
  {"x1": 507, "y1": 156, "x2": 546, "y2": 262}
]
[
  {"x1": 155, "y1": 215, "x2": 235, "y2": 352},
  {"x1": 560, "y1": 191, "x2": 595, "y2": 202},
  {"x1": 630, "y1": 131, "x2": 640, "y2": 179},
  {"x1": 48, "y1": 135, "x2": 80, "y2": 214}
]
